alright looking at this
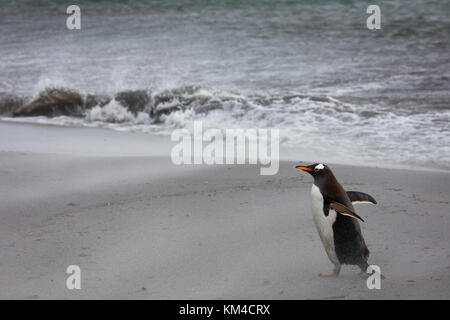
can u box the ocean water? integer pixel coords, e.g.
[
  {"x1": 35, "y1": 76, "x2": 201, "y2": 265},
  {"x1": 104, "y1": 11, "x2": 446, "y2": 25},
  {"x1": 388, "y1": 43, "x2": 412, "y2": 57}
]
[{"x1": 0, "y1": 0, "x2": 449, "y2": 169}]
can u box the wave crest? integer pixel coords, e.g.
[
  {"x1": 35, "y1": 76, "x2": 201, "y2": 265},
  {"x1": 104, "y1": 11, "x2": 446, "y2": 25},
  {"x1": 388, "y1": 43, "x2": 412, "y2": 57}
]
[{"x1": 1, "y1": 85, "x2": 449, "y2": 170}]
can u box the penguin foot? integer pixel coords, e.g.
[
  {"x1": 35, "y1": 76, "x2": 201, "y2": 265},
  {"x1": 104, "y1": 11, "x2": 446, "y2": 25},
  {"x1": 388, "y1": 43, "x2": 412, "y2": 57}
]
[
  {"x1": 319, "y1": 265, "x2": 341, "y2": 277},
  {"x1": 318, "y1": 272, "x2": 338, "y2": 277}
]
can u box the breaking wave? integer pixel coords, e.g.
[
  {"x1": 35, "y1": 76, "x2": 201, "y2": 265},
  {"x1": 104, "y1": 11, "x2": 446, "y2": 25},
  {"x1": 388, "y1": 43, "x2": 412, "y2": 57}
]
[{"x1": 1, "y1": 85, "x2": 449, "y2": 171}]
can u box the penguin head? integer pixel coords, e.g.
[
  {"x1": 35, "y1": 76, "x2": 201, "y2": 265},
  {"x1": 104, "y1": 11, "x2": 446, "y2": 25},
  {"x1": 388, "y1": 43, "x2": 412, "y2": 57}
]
[{"x1": 295, "y1": 163, "x2": 330, "y2": 179}]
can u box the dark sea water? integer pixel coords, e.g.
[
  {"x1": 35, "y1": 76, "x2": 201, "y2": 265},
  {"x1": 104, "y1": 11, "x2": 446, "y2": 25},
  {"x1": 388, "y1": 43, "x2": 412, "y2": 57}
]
[{"x1": 0, "y1": 0, "x2": 449, "y2": 169}]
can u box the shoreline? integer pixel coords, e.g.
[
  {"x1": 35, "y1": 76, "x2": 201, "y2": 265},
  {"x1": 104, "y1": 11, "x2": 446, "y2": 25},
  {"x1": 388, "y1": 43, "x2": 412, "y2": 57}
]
[{"x1": 1, "y1": 119, "x2": 448, "y2": 173}]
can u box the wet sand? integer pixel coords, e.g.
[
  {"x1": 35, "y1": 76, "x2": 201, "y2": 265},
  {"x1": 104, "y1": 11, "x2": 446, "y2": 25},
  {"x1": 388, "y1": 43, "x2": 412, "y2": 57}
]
[{"x1": 0, "y1": 121, "x2": 449, "y2": 299}]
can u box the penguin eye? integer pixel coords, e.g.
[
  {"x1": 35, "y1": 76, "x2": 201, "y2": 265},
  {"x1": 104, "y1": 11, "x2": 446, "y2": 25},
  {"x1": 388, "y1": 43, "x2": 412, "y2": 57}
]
[{"x1": 314, "y1": 163, "x2": 324, "y2": 172}]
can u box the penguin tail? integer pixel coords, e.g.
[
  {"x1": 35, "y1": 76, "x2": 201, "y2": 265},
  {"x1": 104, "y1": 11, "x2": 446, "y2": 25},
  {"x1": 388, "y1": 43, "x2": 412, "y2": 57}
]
[{"x1": 347, "y1": 191, "x2": 377, "y2": 205}]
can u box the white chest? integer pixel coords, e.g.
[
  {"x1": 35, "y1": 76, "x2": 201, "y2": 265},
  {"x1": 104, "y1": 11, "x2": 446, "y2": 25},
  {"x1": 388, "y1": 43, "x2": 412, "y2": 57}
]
[{"x1": 310, "y1": 184, "x2": 339, "y2": 265}]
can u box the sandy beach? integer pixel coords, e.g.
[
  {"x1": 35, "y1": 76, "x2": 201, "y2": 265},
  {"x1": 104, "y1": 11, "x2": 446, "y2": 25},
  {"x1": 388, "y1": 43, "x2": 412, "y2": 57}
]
[{"x1": 0, "y1": 121, "x2": 449, "y2": 299}]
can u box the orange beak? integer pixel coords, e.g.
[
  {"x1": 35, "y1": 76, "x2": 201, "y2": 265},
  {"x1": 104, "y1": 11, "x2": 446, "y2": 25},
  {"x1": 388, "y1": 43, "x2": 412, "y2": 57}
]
[{"x1": 295, "y1": 166, "x2": 312, "y2": 171}]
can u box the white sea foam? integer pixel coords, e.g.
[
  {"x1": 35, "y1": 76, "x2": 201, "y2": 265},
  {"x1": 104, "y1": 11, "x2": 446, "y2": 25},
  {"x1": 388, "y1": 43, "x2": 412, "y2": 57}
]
[
  {"x1": 1, "y1": 85, "x2": 449, "y2": 171},
  {"x1": 86, "y1": 100, "x2": 151, "y2": 124}
]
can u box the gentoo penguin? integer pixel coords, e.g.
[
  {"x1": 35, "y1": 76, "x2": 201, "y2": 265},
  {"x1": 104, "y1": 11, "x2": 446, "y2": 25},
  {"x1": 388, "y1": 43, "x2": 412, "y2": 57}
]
[{"x1": 296, "y1": 163, "x2": 377, "y2": 277}]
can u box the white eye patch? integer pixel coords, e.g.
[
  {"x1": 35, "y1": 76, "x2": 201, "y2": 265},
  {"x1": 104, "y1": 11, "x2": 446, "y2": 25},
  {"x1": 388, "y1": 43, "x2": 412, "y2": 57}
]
[{"x1": 314, "y1": 163, "x2": 324, "y2": 171}]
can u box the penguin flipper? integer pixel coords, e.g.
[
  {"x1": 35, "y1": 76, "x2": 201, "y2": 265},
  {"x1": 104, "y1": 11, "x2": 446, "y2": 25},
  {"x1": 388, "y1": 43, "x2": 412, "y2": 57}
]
[
  {"x1": 346, "y1": 191, "x2": 377, "y2": 205},
  {"x1": 331, "y1": 202, "x2": 365, "y2": 222}
]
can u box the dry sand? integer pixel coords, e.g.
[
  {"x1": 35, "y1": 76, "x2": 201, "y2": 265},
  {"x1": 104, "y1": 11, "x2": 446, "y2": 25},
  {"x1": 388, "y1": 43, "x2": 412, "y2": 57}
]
[{"x1": 0, "y1": 121, "x2": 449, "y2": 299}]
